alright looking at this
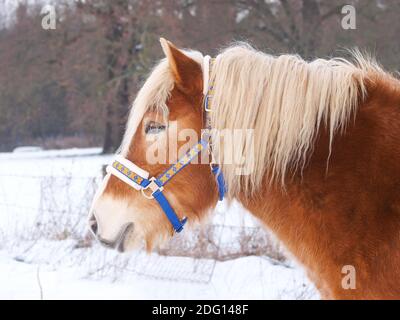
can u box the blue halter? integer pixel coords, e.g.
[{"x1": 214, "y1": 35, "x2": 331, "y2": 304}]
[
  {"x1": 109, "y1": 138, "x2": 225, "y2": 233},
  {"x1": 106, "y1": 55, "x2": 225, "y2": 233},
  {"x1": 107, "y1": 56, "x2": 226, "y2": 232}
]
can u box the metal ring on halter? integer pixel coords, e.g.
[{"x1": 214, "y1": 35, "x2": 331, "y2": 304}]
[
  {"x1": 141, "y1": 177, "x2": 163, "y2": 200},
  {"x1": 204, "y1": 96, "x2": 212, "y2": 112},
  {"x1": 209, "y1": 150, "x2": 219, "y2": 171},
  {"x1": 209, "y1": 161, "x2": 217, "y2": 171}
]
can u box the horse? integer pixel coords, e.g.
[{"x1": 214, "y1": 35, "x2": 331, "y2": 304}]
[{"x1": 89, "y1": 38, "x2": 400, "y2": 299}]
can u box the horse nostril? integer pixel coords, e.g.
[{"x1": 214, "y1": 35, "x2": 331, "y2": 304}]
[{"x1": 89, "y1": 214, "x2": 98, "y2": 236}]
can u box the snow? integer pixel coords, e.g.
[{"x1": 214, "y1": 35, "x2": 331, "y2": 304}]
[
  {"x1": 0, "y1": 251, "x2": 315, "y2": 300},
  {"x1": 12, "y1": 146, "x2": 43, "y2": 153},
  {"x1": 0, "y1": 148, "x2": 319, "y2": 300}
]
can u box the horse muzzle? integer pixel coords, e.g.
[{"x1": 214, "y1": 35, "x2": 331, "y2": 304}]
[{"x1": 89, "y1": 213, "x2": 134, "y2": 253}]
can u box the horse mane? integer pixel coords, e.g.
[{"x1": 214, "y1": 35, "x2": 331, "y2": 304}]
[
  {"x1": 120, "y1": 42, "x2": 384, "y2": 196},
  {"x1": 210, "y1": 44, "x2": 383, "y2": 196}
]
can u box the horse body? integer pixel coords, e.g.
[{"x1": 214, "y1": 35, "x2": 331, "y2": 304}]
[
  {"x1": 239, "y1": 74, "x2": 400, "y2": 298},
  {"x1": 89, "y1": 39, "x2": 400, "y2": 299}
]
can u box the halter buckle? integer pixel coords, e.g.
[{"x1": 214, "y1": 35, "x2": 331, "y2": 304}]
[{"x1": 141, "y1": 177, "x2": 163, "y2": 199}]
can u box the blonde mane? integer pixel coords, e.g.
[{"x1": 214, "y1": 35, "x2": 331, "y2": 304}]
[
  {"x1": 210, "y1": 45, "x2": 380, "y2": 195},
  {"x1": 121, "y1": 43, "x2": 382, "y2": 196}
]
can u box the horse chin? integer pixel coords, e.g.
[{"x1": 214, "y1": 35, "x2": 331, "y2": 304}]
[
  {"x1": 114, "y1": 222, "x2": 135, "y2": 252},
  {"x1": 117, "y1": 227, "x2": 166, "y2": 253},
  {"x1": 116, "y1": 227, "x2": 146, "y2": 253}
]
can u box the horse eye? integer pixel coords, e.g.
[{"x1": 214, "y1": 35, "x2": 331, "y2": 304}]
[{"x1": 145, "y1": 121, "x2": 166, "y2": 134}]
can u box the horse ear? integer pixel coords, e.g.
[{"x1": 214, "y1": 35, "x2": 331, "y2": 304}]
[{"x1": 160, "y1": 38, "x2": 202, "y2": 96}]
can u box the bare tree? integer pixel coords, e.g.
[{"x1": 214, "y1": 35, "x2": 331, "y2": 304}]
[
  {"x1": 75, "y1": 1, "x2": 142, "y2": 153},
  {"x1": 1, "y1": 0, "x2": 399, "y2": 152},
  {"x1": 234, "y1": 0, "x2": 354, "y2": 57}
]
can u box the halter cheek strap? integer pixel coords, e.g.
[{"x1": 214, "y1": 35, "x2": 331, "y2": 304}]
[{"x1": 105, "y1": 55, "x2": 226, "y2": 233}]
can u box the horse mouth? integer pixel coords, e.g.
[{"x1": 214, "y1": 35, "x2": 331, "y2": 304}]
[{"x1": 96, "y1": 222, "x2": 134, "y2": 253}]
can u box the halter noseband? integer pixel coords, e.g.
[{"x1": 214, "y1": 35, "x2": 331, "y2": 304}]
[{"x1": 106, "y1": 55, "x2": 225, "y2": 233}]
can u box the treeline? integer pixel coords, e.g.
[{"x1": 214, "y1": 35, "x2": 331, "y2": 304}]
[{"x1": 0, "y1": 0, "x2": 399, "y2": 152}]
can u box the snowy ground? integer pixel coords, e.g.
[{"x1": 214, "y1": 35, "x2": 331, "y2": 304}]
[{"x1": 0, "y1": 148, "x2": 318, "y2": 300}]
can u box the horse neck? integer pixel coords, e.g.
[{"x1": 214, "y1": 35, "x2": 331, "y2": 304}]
[{"x1": 236, "y1": 75, "x2": 400, "y2": 299}]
